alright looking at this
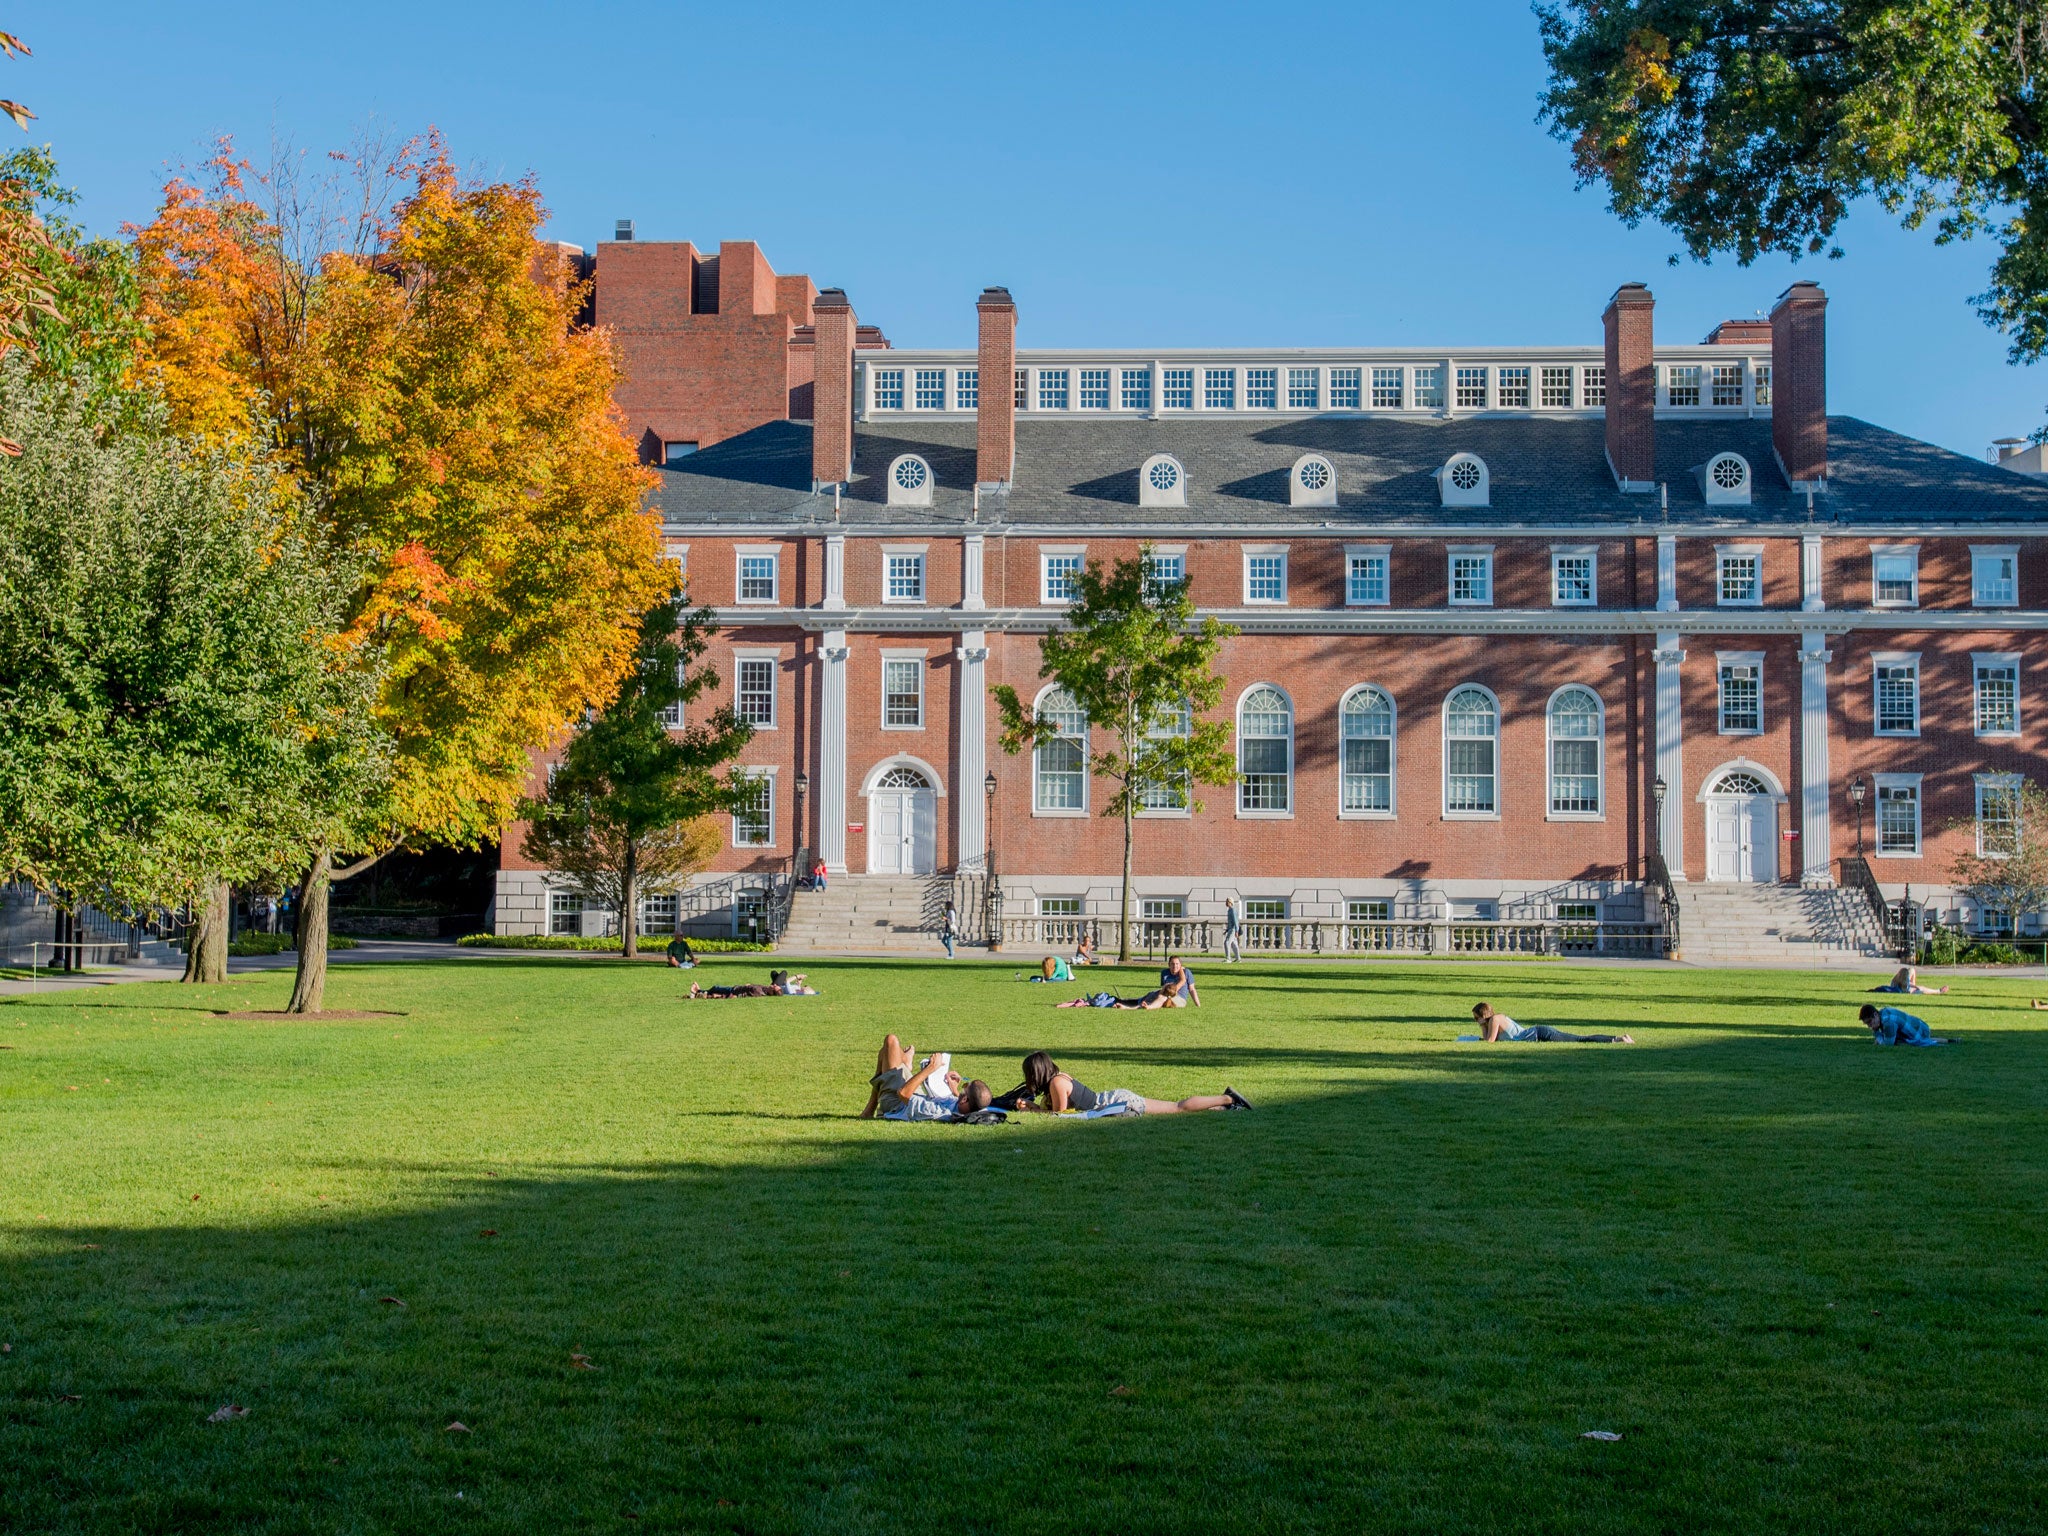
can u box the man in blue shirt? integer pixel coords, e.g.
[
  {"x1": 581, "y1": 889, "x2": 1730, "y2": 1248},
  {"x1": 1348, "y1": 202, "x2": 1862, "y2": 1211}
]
[
  {"x1": 1141, "y1": 954, "x2": 1201, "y2": 1009},
  {"x1": 1858, "y1": 1004, "x2": 1953, "y2": 1046}
]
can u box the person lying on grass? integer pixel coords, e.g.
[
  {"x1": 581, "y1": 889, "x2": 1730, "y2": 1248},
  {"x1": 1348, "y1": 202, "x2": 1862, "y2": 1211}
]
[
  {"x1": 687, "y1": 972, "x2": 819, "y2": 999},
  {"x1": 1054, "y1": 990, "x2": 1148, "y2": 1009},
  {"x1": 1140, "y1": 954, "x2": 1202, "y2": 1009},
  {"x1": 861, "y1": 1035, "x2": 962, "y2": 1120},
  {"x1": 1470, "y1": 1002, "x2": 1633, "y2": 1044},
  {"x1": 1858, "y1": 1004, "x2": 1954, "y2": 1046},
  {"x1": 1871, "y1": 965, "x2": 1948, "y2": 995},
  {"x1": 1010, "y1": 1049, "x2": 1250, "y2": 1115}
]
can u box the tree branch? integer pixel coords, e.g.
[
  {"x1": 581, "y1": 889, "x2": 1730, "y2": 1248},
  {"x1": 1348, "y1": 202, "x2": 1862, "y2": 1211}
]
[{"x1": 330, "y1": 841, "x2": 405, "y2": 883}]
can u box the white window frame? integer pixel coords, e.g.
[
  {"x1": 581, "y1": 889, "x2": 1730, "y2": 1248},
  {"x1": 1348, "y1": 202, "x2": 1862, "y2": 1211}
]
[
  {"x1": 1031, "y1": 684, "x2": 1089, "y2": 817},
  {"x1": 734, "y1": 545, "x2": 780, "y2": 605},
  {"x1": 1235, "y1": 683, "x2": 1294, "y2": 818},
  {"x1": 1442, "y1": 683, "x2": 1501, "y2": 819},
  {"x1": 954, "y1": 368, "x2": 979, "y2": 410},
  {"x1": 1447, "y1": 545, "x2": 1494, "y2": 607},
  {"x1": 1716, "y1": 651, "x2": 1764, "y2": 736},
  {"x1": 1037, "y1": 368, "x2": 1070, "y2": 411},
  {"x1": 1242, "y1": 545, "x2": 1289, "y2": 605},
  {"x1": 548, "y1": 888, "x2": 585, "y2": 937},
  {"x1": 1135, "y1": 697, "x2": 1193, "y2": 817},
  {"x1": 1545, "y1": 685, "x2": 1605, "y2": 820},
  {"x1": 871, "y1": 368, "x2": 904, "y2": 411},
  {"x1": 879, "y1": 649, "x2": 926, "y2": 732},
  {"x1": 912, "y1": 368, "x2": 945, "y2": 410},
  {"x1": 1037, "y1": 895, "x2": 1083, "y2": 918},
  {"x1": 1550, "y1": 545, "x2": 1597, "y2": 607},
  {"x1": 1873, "y1": 772, "x2": 1923, "y2": 860},
  {"x1": 1330, "y1": 366, "x2": 1363, "y2": 409},
  {"x1": 1870, "y1": 544, "x2": 1920, "y2": 609},
  {"x1": 1715, "y1": 543, "x2": 1763, "y2": 607},
  {"x1": 1338, "y1": 684, "x2": 1396, "y2": 820},
  {"x1": 880, "y1": 545, "x2": 928, "y2": 604},
  {"x1": 1976, "y1": 773, "x2": 2023, "y2": 858},
  {"x1": 733, "y1": 650, "x2": 780, "y2": 730},
  {"x1": 731, "y1": 769, "x2": 776, "y2": 849},
  {"x1": 1974, "y1": 651, "x2": 2022, "y2": 738},
  {"x1": 1142, "y1": 546, "x2": 1187, "y2": 601},
  {"x1": 1345, "y1": 543, "x2": 1391, "y2": 607},
  {"x1": 1972, "y1": 544, "x2": 2019, "y2": 608},
  {"x1": 1872, "y1": 651, "x2": 1921, "y2": 738},
  {"x1": 1040, "y1": 545, "x2": 1086, "y2": 606}
]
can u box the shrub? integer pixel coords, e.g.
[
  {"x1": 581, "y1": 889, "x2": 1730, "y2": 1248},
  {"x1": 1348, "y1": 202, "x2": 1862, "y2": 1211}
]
[
  {"x1": 1921, "y1": 926, "x2": 1966, "y2": 966},
  {"x1": 455, "y1": 933, "x2": 771, "y2": 954},
  {"x1": 225, "y1": 932, "x2": 359, "y2": 956},
  {"x1": 1959, "y1": 942, "x2": 2023, "y2": 966}
]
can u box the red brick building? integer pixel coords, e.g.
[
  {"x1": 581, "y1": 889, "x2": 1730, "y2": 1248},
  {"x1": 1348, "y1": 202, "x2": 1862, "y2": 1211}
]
[{"x1": 496, "y1": 239, "x2": 2048, "y2": 951}]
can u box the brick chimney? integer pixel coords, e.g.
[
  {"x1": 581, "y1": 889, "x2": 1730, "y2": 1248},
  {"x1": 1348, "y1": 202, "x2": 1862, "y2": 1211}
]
[
  {"x1": 1603, "y1": 282, "x2": 1656, "y2": 491},
  {"x1": 812, "y1": 288, "x2": 856, "y2": 489},
  {"x1": 976, "y1": 287, "x2": 1017, "y2": 488},
  {"x1": 1770, "y1": 281, "x2": 1828, "y2": 487}
]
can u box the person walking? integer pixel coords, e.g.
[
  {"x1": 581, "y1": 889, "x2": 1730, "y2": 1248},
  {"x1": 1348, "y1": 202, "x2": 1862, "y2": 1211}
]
[
  {"x1": 941, "y1": 899, "x2": 958, "y2": 959},
  {"x1": 1223, "y1": 898, "x2": 1242, "y2": 964}
]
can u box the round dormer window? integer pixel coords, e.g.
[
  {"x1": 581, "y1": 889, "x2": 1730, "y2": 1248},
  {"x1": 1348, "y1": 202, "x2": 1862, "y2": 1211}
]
[
  {"x1": 1299, "y1": 459, "x2": 1331, "y2": 491},
  {"x1": 893, "y1": 456, "x2": 929, "y2": 492},
  {"x1": 1709, "y1": 454, "x2": 1747, "y2": 492},
  {"x1": 1449, "y1": 459, "x2": 1482, "y2": 492},
  {"x1": 1147, "y1": 459, "x2": 1180, "y2": 493}
]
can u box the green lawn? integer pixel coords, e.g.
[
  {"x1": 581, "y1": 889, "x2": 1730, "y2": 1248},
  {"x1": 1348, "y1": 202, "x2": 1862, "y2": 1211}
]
[{"x1": 4, "y1": 956, "x2": 2046, "y2": 1533}]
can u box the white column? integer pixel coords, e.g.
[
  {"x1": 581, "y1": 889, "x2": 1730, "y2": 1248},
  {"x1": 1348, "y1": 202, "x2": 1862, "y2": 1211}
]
[
  {"x1": 819, "y1": 630, "x2": 849, "y2": 873},
  {"x1": 1656, "y1": 533, "x2": 1679, "y2": 612},
  {"x1": 955, "y1": 631, "x2": 989, "y2": 870},
  {"x1": 1149, "y1": 359, "x2": 1163, "y2": 420},
  {"x1": 1800, "y1": 633, "x2": 1834, "y2": 885},
  {"x1": 962, "y1": 533, "x2": 985, "y2": 612},
  {"x1": 1801, "y1": 534, "x2": 1825, "y2": 612},
  {"x1": 1654, "y1": 633, "x2": 1686, "y2": 876},
  {"x1": 823, "y1": 533, "x2": 845, "y2": 611}
]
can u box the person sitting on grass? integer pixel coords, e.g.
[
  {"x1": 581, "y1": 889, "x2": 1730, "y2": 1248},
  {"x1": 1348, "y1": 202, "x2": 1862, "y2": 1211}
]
[
  {"x1": 860, "y1": 1035, "x2": 961, "y2": 1120},
  {"x1": 1469, "y1": 1002, "x2": 1633, "y2": 1044},
  {"x1": 1031, "y1": 955, "x2": 1074, "y2": 983},
  {"x1": 1139, "y1": 954, "x2": 1201, "y2": 1010},
  {"x1": 1858, "y1": 1003, "x2": 1954, "y2": 1046},
  {"x1": 665, "y1": 935, "x2": 697, "y2": 969},
  {"x1": 1871, "y1": 965, "x2": 1948, "y2": 995},
  {"x1": 1014, "y1": 1049, "x2": 1250, "y2": 1115},
  {"x1": 1072, "y1": 932, "x2": 1100, "y2": 967}
]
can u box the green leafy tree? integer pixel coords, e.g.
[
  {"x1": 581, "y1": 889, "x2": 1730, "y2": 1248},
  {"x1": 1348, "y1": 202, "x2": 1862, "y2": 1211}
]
[
  {"x1": 519, "y1": 602, "x2": 754, "y2": 958},
  {"x1": 1537, "y1": 2, "x2": 2048, "y2": 406},
  {"x1": 1948, "y1": 776, "x2": 2048, "y2": 931},
  {"x1": 994, "y1": 549, "x2": 1238, "y2": 962}
]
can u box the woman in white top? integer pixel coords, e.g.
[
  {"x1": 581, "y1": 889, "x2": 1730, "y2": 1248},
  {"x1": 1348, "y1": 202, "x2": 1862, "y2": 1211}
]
[{"x1": 1471, "y1": 1002, "x2": 1632, "y2": 1044}]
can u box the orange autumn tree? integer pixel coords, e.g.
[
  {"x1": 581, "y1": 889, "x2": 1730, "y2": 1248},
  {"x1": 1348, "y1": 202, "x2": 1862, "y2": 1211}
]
[{"x1": 133, "y1": 137, "x2": 671, "y2": 1011}]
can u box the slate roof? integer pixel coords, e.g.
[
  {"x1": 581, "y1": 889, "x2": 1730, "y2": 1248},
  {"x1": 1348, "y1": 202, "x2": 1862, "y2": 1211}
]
[{"x1": 646, "y1": 414, "x2": 2048, "y2": 529}]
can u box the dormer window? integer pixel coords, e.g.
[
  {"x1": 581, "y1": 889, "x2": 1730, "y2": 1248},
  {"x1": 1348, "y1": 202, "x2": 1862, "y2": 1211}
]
[
  {"x1": 1139, "y1": 453, "x2": 1186, "y2": 509},
  {"x1": 1436, "y1": 453, "x2": 1489, "y2": 508},
  {"x1": 1700, "y1": 451, "x2": 1752, "y2": 506},
  {"x1": 886, "y1": 454, "x2": 933, "y2": 508},
  {"x1": 1290, "y1": 454, "x2": 1337, "y2": 508}
]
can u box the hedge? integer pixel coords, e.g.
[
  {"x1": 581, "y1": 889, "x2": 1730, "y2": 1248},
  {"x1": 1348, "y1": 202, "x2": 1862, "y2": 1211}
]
[{"x1": 455, "y1": 934, "x2": 772, "y2": 954}]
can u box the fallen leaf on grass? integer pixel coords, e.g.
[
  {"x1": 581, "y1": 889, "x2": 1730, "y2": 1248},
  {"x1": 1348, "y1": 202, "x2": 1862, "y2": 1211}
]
[
  {"x1": 207, "y1": 1403, "x2": 248, "y2": 1422},
  {"x1": 3, "y1": 1342, "x2": 11, "y2": 1352},
  {"x1": 58, "y1": 1393, "x2": 81, "y2": 1402},
  {"x1": 837, "y1": 1269, "x2": 851, "y2": 1278},
  {"x1": 478, "y1": 1229, "x2": 497, "y2": 1238},
  {"x1": 327, "y1": 1456, "x2": 342, "y2": 1466},
  {"x1": 191, "y1": 1194, "x2": 200, "y2": 1202},
  {"x1": 1581, "y1": 1430, "x2": 1622, "y2": 1441},
  {"x1": 445, "y1": 1421, "x2": 470, "y2": 1433},
  {"x1": 65, "y1": 1085, "x2": 77, "y2": 1092},
  {"x1": 1108, "y1": 1384, "x2": 1134, "y2": 1398},
  {"x1": 570, "y1": 1352, "x2": 598, "y2": 1371},
  {"x1": 379, "y1": 1296, "x2": 406, "y2": 1308},
  {"x1": 79, "y1": 1243, "x2": 99, "y2": 1250}
]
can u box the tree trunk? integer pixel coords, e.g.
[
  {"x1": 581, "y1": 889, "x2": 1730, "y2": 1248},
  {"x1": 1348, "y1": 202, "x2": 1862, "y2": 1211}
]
[
  {"x1": 287, "y1": 849, "x2": 332, "y2": 1015},
  {"x1": 1118, "y1": 802, "x2": 1134, "y2": 963},
  {"x1": 181, "y1": 880, "x2": 229, "y2": 983},
  {"x1": 620, "y1": 840, "x2": 640, "y2": 960}
]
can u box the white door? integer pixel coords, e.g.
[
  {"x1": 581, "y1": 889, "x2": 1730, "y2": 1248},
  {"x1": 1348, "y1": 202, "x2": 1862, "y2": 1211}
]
[
  {"x1": 866, "y1": 769, "x2": 938, "y2": 875},
  {"x1": 871, "y1": 793, "x2": 906, "y2": 875},
  {"x1": 1706, "y1": 794, "x2": 1776, "y2": 882}
]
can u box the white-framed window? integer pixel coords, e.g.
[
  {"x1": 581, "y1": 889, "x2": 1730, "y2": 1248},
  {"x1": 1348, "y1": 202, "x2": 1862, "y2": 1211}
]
[
  {"x1": 735, "y1": 655, "x2": 777, "y2": 727},
  {"x1": 1041, "y1": 547, "x2": 1085, "y2": 605},
  {"x1": 732, "y1": 772, "x2": 774, "y2": 848},
  {"x1": 955, "y1": 368, "x2": 979, "y2": 409},
  {"x1": 1037, "y1": 368, "x2": 1069, "y2": 411},
  {"x1": 1162, "y1": 367, "x2": 1194, "y2": 410},
  {"x1": 1716, "y1": 545, "x2": 1762, "y2": 606},
  {"x1": 1448, "y1": 547, "x2": 1493, "y2": 606},
  {"x1": 1454, "y1": 366, "x2": 1487, "y2": 409},
  {"x1": 1346, "y1": 544, "x2": 1390, "y2": 606},
  {"x1": 1546, "y1": 685, "x2": 1603, "y2": 817},
  {"x1": 1138, "y1": 453, "x2": 1186, "y2": 508},
  {"x1": 1871, "y1": 545, "x2": 1920, "y2": 607},
  {"x1": 1243, "y1": 898, "x2": 1287, "y2": 922},
  {"x1": 1237, "y1": 685, "x2": 1293, "y2": 815},
  {"x1": 1667, "y1": 364, "x2": 1702, "y2": 406},
  {"x1": 1496, "y1": 366, "x2": 1531, "y2": 407},
  {"x1": 1136, "y1": 697, "x2": 1191, "y2": 813},
  {"x1": 1287, "y1": 367, "x2": 1318, "y2": 409},
  {"x1": 1874, "y1": 654, "x2": 1921, "y2": 737},
  {"x1": 1078, "y1": 368, "x2": 1111, "y2": 410},
  {"x1": 881, "y1": 655, "x2": 924, "y2": 730},
  {"x1": 913, "y1": 368, "x2": 945, "y2": 410},
  {"x1": 1244, "y1": 547, "x2": 1289, "y2": 605},
  {"x1": 549, "y1": 889, "x2": 584, "y2": 937},
  {"x1": 637, "y1": 891, "x2": 678, "y2": 935},
  {"x1": 1718, "y1": 653, "x2": 1762, "y2": 735},
  {"x1": 1752, "y1": 363, "x2": 1772, "y2": 404},
  {"x1": 1710, "y1": 363, "x2": 1744, "y2": 406},
  {"x1": 1703, "y1": 452, "x2": 1752, "y2": 505},
  {"x1": 736, "y1": 548, "x2": 779, "y2": 604},
  {"x1": 1551, "y1": 547, "x2": 1596, "y2": 606},
  {"x1": 1143, "y1": 548, "x2": 1186, "y2": 600},
  {"x1": 883, "y1": 549, "x2": 926, "y2": 602},
  {"x1": 1038, "y1": 895, "x2": 1083, "y2": 919},
  {"x1": 1014, "y1": 369, "x2": 1028, "y2": 407},
  {"x1": 1540, "y1": 366, "x2": 1573, "y2": 407},
  {"x1": 1246, "y1": 367, "x2": 1278, "y2": 409},
  {"x1": 1582, "y1": 364, "x2": 1606, "y2": 406},
  {"x1": 1975, "y1": 653, "x2": 2021, "y2": 737},
  {"x1": 1203, "y1": 367, "x2": 1235, "y2": 409},
  {"x1": 1414, "y1": 365, "x2": 1446, "y2": 408},
  {"x1": 1140, "y1": 897, "x2": 1185, "y2": 923},
  {"x1": 1370, "y1": 366, "x2": 1402, "y2": 408},
  {"x1": 1120, "y1": 368, "x2": 1152, "y2": 411},
  {"x1": 873, "y1": 368, "x2": 905, "y2": 410},
  {"x1": 1331, "y1": 366, "x2": 1363, "y2": 408},
  {"x1": 1973, "y1": 544, "x2": 2019, "y2": 607},
  {"x1": 663, "y1": 539, "x2": 690, "y2": 579},
  {"x1": 659, "y1": 658, "x2": 686, "y2": 729},
  {"x1": 1977, "y1": 774, "x2": 2022, "y2": 857},
  {"x1": 1340, "y1": 685, "x2": 1395, "y2": 816},
  {"x1": 1348, "y1": 898, "x2": 1392, "y2": 922},
  {"x1": 886, "y1": 455, "x2": 932, "y2": 507},
  {"x1": 1033, "y1": 687, "x2": 1088, "y2": 814},
  {"x1": 1443, "y1": 685, "x2": 1499, "y2": 817},
  {"x1": 662, "y1": 440, "x2": 698, "y2": 463},
  {"x1": 1874, "y1": 773, "x2": 1922, "y2": 858}
]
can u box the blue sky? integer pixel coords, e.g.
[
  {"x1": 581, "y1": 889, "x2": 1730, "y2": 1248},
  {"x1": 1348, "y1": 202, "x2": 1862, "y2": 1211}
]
[{"x1": 14, "y1": 0, "x2": 2040, "y2": 455}]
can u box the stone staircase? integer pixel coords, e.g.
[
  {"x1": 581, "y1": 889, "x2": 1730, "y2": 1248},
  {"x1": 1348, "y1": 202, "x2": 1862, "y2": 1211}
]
[
  {"x1": 1674, "y1": 882, "x2": 1894, "y2": 968},
  {"x1": 775, "y1": 876, "x2": 959, "y2": 954}
]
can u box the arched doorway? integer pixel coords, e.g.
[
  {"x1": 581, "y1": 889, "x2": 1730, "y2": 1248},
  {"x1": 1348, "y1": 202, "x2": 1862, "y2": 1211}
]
[
  {"x1": 867, "y1": 765, "x2": 938, "y2": 875},
  {"x1": 1702, "y1": 767, "x2": 1780, "y2": 883}
]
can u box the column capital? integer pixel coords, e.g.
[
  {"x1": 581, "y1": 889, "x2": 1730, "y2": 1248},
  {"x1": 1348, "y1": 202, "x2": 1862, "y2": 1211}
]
[{"x1": 1652, "y1": 647, "x2": 1687, "y2": 667}]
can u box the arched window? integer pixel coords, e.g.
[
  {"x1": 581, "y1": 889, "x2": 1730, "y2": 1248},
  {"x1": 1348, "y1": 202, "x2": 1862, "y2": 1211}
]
[
  {"x1": 1138, "y1": 697, "x2": 1192, "y2": 811},
  {"x1": 1711, "y1": 770, "x2": 1771, "y2": 796},
  {"x1": 885, "y1": 454, "x2": 933, "y2": 507},
  {"x1": 1033, "y1": 688, "x2": 1088, "y2": 812},
  {"x1": 1547, "y1": 686, "x2": 1603, "y2": 816},
  {"x1": 1238, "y1": 686, "x2": 1293, "y2": 813},
  {"x1": 1443, "y1": 685, "x2": 1498, "y2": 815},
  {"x1": 1340, "y1": 686, "x2": 1395, "y2": 814}
]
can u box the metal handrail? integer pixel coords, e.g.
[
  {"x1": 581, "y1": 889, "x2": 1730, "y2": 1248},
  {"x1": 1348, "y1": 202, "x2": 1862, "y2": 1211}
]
[
  {"x1": 1840, "y1": 857, "x2": 1912, "y2": 960},
  {"x1": 994, "y1": 916, "x2": 1676, "y2": 959},
  {"x1": 1645, "y1": 852, "x2": 1682, "y2": 955}
]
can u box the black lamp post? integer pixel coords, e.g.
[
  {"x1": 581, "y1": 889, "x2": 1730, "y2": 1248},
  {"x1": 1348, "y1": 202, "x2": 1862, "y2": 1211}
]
[
  {"x1": 983, "y1": 770, "x2": 1000, "y2": 950},
  {"x1": 793, "y1": 769, "x2": 809, "y2": 877},
  {"x1": 1651, "y1": 774, "x2": 1668, "y2": 859},
  {"x1": 1849, "y1": 775, "x2": 1867, "y2": 859}
]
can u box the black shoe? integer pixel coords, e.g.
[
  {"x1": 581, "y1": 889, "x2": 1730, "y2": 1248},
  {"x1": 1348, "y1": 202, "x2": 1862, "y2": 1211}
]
[{"x1": 1224, "y1": 1087, "x2": 1252, "y2": 1110}]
